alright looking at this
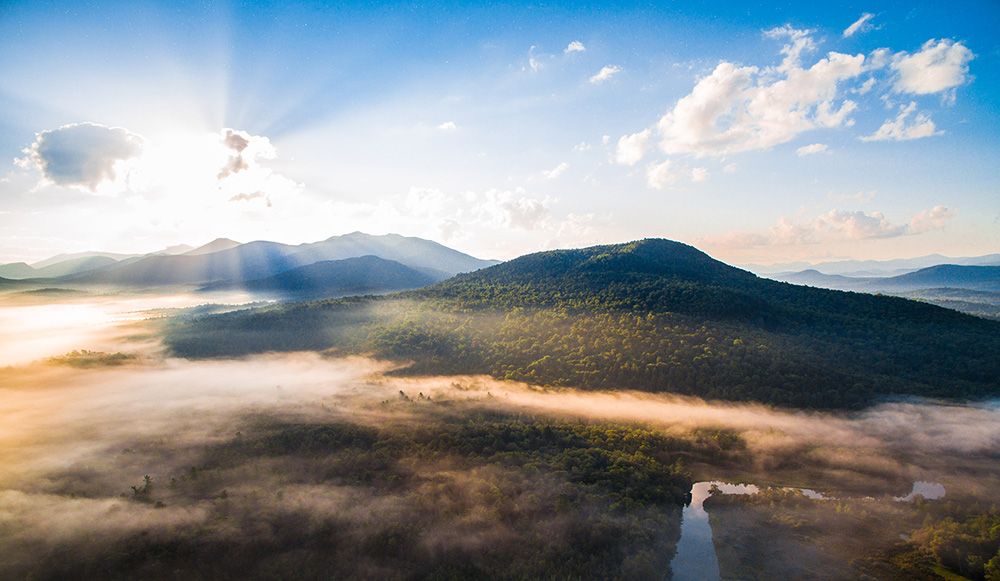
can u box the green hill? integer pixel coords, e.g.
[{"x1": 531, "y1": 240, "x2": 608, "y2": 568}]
[{"x1": 166, "y1": 239, "x2": 1000, "y2": 409}]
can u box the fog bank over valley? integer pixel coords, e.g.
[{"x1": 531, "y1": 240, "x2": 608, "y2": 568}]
[{"x1": 2, "y1": 291, "x2": 999, "y2": 578}]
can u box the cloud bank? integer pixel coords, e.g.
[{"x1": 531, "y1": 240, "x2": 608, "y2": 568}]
[{"x1": 700, "y1": 206, "x2": 956, "y2": 248}]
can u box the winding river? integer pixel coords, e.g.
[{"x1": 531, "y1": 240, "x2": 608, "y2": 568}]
[{"x1": 668, "y1": 480, "x2": 946, "y2": 580}]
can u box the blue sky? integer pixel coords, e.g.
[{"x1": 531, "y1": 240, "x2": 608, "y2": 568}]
[{"x1": 1, "y1": 0, "x2": 998, "y2": 265}]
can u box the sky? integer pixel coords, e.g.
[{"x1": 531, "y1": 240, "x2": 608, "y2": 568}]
[{"x1": 1, "y1": 0, "x2": 998, "y2": 266}]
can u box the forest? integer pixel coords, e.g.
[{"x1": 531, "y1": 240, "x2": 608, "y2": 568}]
[{"x1": 167, "y1": 239, "x2": 1000, "y2": 409}]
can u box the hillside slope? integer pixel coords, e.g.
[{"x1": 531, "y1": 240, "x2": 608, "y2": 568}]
[
  {"x1": 166, "y1": 239, "x2": 1000, "y2": 409},
  {"x1": 202, "y1": 255, "x2": 438, "y2": 299}
]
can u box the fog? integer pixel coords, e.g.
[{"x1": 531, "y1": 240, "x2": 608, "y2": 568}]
[
  {"x1": 0, "y1": 291, "x2": 258, "y2": 366},
  {"x1": 2, "y1": 294, "x2": 999, "y2": 578}
]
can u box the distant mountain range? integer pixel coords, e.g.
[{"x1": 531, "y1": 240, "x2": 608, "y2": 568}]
[
  {"x1": 742, "y1": 253, "x2": 1000, "y2": 277},
  {"x1": 0, "y1": 233, "x2": 498, "y2": 299},
  {"x1": 769, "y1": 264, "x2": 1000, "y2": 293}
]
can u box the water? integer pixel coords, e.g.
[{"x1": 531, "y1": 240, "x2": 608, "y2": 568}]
[
  {"x1": 668, "y1": 480, "x2": 945, "y2": 579},
  {"x1": 671, "y1": 482, "x2": 757, "y2": 581}
]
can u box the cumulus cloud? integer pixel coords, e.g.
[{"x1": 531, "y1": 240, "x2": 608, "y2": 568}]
[
  {"x1": 909, "y1": 205, "x2": 956, "y2": 233},
  {"x1": 843, "y1": 13, "x2": 875, "y2": 38},
  {"x1": 862, "y1": 102, "x2": 941, "y2": 142},
  {"x1": 766, "y1": 25, "x2": 817, "y2": 73},
  {"x1": 480, "y1": 188, "x2": 552, "y2": 230},
  {"x1": 796, "y1": 143, "x2": 829, "y2": 156},
  {"x1": 437, "y1": 121, "x2": 458, "y2": 131},
  {"x1": 892, "y1": 39, "x2": 974, "y2": 95},
  {"x1": 541, "y1": 162, "x2": 569, "y2": 180},
  {"x1": 614, "y1": 130, "x2": 650, "y2": 165},
  {"x1": 25, "y1": 122, "x2": 144, "y2": 192},
  {"x1": 656, "y1": 27, "x2": 865, "y2": 157},
  {"x1": 646, "y1": 160, "x2": 709, "y2": 189},
  {"x1": 700, "y1": 206, "x2": 954, "y2": 248},
  {"x1": 564, "y1": 41, "x2": 585, "y2": 54},
  {"x1": 589, "y1": 65, "x2": 621, "y2": 84},
  {"x1": 572, "y1": 142, "x2": 591, "y2": 152}
]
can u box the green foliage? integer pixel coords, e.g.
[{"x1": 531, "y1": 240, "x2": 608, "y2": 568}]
[{"x1": 166, "y1": 239, "x2": 1000, "y2": 409}]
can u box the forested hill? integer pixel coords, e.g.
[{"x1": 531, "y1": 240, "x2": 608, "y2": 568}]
[
  {"x1": 167, "y1": 239, "x2": 1000, "y2": 410},
  {"x1": 416, "y1": 239, "x2": 974, "y2": 328}
]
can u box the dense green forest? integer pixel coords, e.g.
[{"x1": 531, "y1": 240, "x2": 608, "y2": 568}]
[{"x1": 166, "y1": 239, "x2": 1000, "y2": 409}]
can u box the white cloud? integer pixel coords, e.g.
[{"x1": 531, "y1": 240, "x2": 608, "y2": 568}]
[
  {"x1": 843, "y1": 13, "x2": 875, "y2": 38},
  {"x1": 645, "y1": 160, "x2": 708, "y2": 189},
  {"x1": 862, "y1": 102, "x2": 941, "y2": 141},
  {"x1": 765, "y1": 25, "x2": 816, "y2": 73},
  {"x1": 480, "y1": 188, "x2": 552, "y2": 230},
  {"x1": 856, "y1": 77, "x2": 876, "y2": 95},
  {"x1": 572, "y1": 141, "x2": 591, "y2": 152},
  {"x1": 526, "y1": 46, "x2": 545, "y2": 72},
  {"x1": 437, "y1": 121, "x2": 458, "y2": 131},
  {"x1": 796, "y1": 143, "x2": 829, "y2": 156},
  {"x1": 820, "y1": 209, "x2": 907, "y2": 239},
  {"x1": 404, "y1": 186, "x2": 451, "y2": 217},
  {"x1": 723, "y1": 163, "x2": 738, "y2": 174},
  {"x1": 542, "y1": 162, "x2": 569, "y2": 180},
  {"x1": 614, "y1": 130, "x2": 650, "y2": 165},
  {"x1": 910, "y1": 205, "x2": 956, "y2": 233},
  {"x1": 25, "y1": 122, "x2": 144, "y2": 192},
  {"x1": 646, "y1": 160, "x2": 679, "y2": 189},
  {"x1": 589, "y1": 65, "x2": 622, "y2": 84},
  {"x1": 699, "y1": 206, "x2": 953, "y2": 248},
  {"x1": 655, "y1": 28, "x2": 866, "y2": 157},
  {"x1": 892, "y1": 39, "x2": 974, "y2": 95},
  {"x1": 564, "y1": 41, "x2": 586, "y2": 54}
]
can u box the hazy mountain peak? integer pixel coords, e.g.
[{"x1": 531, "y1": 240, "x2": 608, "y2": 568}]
[{"x1": 184, "y1": 238, "x2": 243, "y2": 256}]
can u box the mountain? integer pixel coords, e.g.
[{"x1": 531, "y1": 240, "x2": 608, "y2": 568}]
[
  {"x1": 287, "y1": 232, "x2": 498, "y2": 279},
  {"x1": 0, "y1": 255, "x2": 122, "y2": 280},
  {"x1": 772, "y1": 264, "x2": 1000, "y2": 293},
  {"x1": 69, "y1": 240, "x2": 299, "y2": 286},
  {"x1": 30, "y1": 250, "x2": 138, "y2": 269},
  {"x1": 167, "y1": 239, "x2": 1000, "y2": 410},
  {"x1": 184, "y1": 238, "x2": 241, "y2": 256},
  {"x1": 881, "y1": 265, "x2": 1000, "y2": 292},
  {"x1": 63, "y1": 232, "x2": 496, "y2": 287},
  {"x1": 202, "y1": 255, "x2": 438, "y2": 299},
  {"x1": 0, "y1": 262, "x2": 36, "y2": 279},
  {"x1": 744, "y1": 253, "x2": 1000, "y2": 277},
  {"x1": 0, "y1": 243, "x2": 199, "y2": 281}
]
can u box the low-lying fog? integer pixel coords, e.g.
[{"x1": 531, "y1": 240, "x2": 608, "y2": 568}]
[
  {"x1": 2, "y1": 294, "x2": 998, "y2": 578},
  {"x1": 0, "y1": 291, "x2": 258, "y2": 366}
]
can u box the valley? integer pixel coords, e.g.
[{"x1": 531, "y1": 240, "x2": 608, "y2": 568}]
[{"x1": 2, "y1": 237, "x2": 999, "y2": 579}]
